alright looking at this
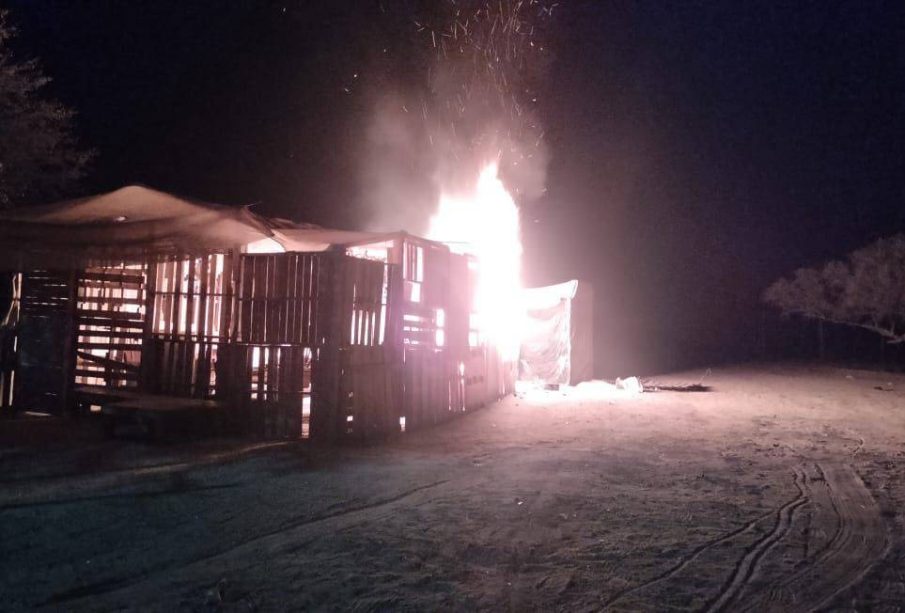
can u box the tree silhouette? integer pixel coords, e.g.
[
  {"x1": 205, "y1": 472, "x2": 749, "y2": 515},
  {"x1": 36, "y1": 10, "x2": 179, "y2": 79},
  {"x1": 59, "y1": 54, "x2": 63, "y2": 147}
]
[
  {"x1": 0, "y1": 9, "x2": 93, "y2": 208},
  {"x1": 764, "y1": 235, "x2": 905, "y2": 344}
]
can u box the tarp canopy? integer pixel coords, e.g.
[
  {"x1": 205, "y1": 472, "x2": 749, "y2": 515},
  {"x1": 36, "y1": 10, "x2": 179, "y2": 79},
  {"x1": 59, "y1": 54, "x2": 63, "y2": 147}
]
[
  {"x1": 519, "y1": 280, "x2": 594, "y2": 386},
  {"x1": 0, "y1": 186, "x2": 275, "y2": 268},
  {"x1": 274, "y1": 228, "x2": 400, "y2": 252}
]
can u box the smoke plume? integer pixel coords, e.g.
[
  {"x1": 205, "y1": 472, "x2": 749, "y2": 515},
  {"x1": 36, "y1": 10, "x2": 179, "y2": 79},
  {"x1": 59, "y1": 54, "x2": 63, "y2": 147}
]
[{"x1": 358, "y1": 0, "x2": 554, "y2": 233}]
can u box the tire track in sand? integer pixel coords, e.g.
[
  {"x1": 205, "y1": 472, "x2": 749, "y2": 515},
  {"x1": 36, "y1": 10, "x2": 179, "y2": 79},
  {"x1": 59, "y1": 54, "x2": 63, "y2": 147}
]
[
  {"x1": 705, "y1": 467, "x2": 808, "y2": 613},
  {"x1": 601, "y1": 500, "x2": 788, "y2": 608},
  {"x1": 603, "y1": 468, "x2": 808, "y2": 610},
  {"x1": 44, "y1": 479, "x2": 448, "y2": 606},
  {"x1": 737, "y1": 462, "x2": 888, "y2": 612},
  {"x1": 606, "y1": 463, "x2": 888, "y2": 612}
]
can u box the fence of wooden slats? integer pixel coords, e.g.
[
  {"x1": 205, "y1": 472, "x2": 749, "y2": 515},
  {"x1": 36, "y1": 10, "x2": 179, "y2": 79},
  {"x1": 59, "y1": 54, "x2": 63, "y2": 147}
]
[
  {"x1": 396, "y1": 246, "x2": 491, "y2": 427},
  {"x1": 0, "y1": 274, "x2": 21, "y2": 412},
  {"x1": 338, "y1": 345, "x2": 402, "y2": 438},
  {"x1": 228, "y1": 253, "x2": 323, "y2": 438},
  {"x1": 141, "y1": 252, "x2": 233, "y2": 398},
  {"x1": 6, "y1": 240, "x2": 515, "y2": 439},
  {"x1": 234, "y1": 253, "x2": 319, "y2": 346},
  {"x1": 0, "y1": 332, "x2": 14, "y2": 412},
  {"x1": 325, "y1": 256, "x2": 393, "y2": 439},
  {"x1": 400, "y1": 348, "x2": 454, "y2": 429},
  {"x1": 74, "y1": 263, "x2": 147, "y2": 389},
  {"x1": 14, "y1": 269, "x2": 76, "y2": 413},
  {"x1": 342, "y1": 257, "x2": 386, "y2": 347},
  {"x1": 221, "y1": 343, "x2": 312, "y2": 439}
]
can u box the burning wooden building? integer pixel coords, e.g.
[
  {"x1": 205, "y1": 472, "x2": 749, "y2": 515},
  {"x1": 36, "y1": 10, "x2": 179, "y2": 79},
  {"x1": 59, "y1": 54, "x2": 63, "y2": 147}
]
[{"x1": 0, "y1": 186, "x2": 515, "y2": 440}]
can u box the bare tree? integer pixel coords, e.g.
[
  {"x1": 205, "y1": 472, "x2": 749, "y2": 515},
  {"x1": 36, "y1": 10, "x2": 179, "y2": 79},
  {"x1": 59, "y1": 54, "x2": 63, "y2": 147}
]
[
  {"x1": 764, "y1": 234, "x2": 905, "y2": 344},
  {"x1": 0, "y1": 10, "x2": 93, "y2": 208}
]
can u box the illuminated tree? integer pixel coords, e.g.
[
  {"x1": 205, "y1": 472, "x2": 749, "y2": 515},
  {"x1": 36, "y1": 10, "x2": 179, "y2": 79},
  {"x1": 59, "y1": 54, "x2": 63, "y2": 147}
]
[
  {"x1": 0, "y1": 10, "x2": 93, "y2": 208},
  {"x1": 764, "y1": 234, "x2": 905, "y2": 345}
]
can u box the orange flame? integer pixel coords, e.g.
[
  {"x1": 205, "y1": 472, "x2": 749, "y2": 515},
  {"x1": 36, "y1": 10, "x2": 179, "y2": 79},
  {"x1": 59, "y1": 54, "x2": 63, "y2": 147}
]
[{"x1": 428, "y1": 163, "x2": 524, "y2": 359}]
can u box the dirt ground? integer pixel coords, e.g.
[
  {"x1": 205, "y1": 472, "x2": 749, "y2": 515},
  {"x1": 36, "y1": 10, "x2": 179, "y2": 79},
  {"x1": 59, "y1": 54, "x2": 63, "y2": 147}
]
[{"x1": 1, "y1": 364, "x2": 904, "y2": 612}]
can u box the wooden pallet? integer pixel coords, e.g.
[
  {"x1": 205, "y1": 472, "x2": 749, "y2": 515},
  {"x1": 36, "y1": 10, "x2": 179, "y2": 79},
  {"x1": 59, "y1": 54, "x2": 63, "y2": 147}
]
[{"x1": 101, "y1": 394, "x2": 225, "y2": 439}]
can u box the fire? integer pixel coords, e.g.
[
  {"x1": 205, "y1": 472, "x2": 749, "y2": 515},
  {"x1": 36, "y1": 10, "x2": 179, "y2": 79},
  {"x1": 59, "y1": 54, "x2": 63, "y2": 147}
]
[{"x1": 428, "y1": 163, "x2": 524, "y2": 359}]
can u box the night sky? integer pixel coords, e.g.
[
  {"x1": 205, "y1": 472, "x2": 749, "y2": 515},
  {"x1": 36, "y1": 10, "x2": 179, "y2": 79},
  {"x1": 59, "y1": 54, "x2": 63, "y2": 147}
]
[{"x1": 6, "y1": 1, "x2": 905, "y2": 375}]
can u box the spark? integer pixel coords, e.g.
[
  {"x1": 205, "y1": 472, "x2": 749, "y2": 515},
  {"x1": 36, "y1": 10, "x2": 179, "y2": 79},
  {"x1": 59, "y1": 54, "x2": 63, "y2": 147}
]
[{"x1": 398, "y1": 1, "x2": 556, "y2": 360}]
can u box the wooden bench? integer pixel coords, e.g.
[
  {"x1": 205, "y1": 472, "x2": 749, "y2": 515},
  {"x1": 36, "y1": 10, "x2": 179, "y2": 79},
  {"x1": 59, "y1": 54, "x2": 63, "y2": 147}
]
[
  {"x1": 101, "y1": 395, "x2": 226, "y2": 440},
  {"x1": 73, "y1": 385, "x2": 141, "y2": 415}
]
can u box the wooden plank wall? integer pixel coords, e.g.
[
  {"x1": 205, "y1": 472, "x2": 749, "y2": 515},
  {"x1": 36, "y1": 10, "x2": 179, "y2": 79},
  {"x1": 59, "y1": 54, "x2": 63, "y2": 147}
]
[
  {"x1": 74, "y1": 263, "x2": 147, "y2": 389},
  {"x1": 311, "y1": 239, "x2": 509, "y2": 434},
  {"x1": 141, "y1": 253, "x2": 232, "y2": 399},
  {"x1": 336, "y1": 256, "x2": 398, "y2": 439},
  {"x1": 395, "y1": 239, "x2": 507, "y2": 435},
  {"x1": 6, "y1": 239, "x2": 514, "y2": 437},
  {"x1": 223, "y1": 344, "x2": 312, "y2": 439},
  {"x1": 234, "y1": 253, "x2": 319, "y2": 346},
  {"x1": 309, "y1": 248, "x2": 506, "y2": 441},
  {"x1": 399, "y1": 348, "x2": 451, "y2": 430},
  {"x1": 230, "y1": 253, "x2": 320, "y2": 439},
  {"x1": 0, "y1": 329, "x2": 14, "y2": 412},
  {"x1": 14, "y1": 269, "x2": 76, "y2": 413},
  {"x1": 447, "y1": 253, "x2": 473, "y2": 413},
  {"x1": 339, "y1": 344, "x2": 402, "y2": 438},
  {"x1": 0, "y1": 274, "x2": 20, "y2": 412},
  {"x1": 392, "y1": 238, "x2": 514, "y2": 436},
  {"x1": 342, "y1": 256, "x2": 385, "y2": 347}
]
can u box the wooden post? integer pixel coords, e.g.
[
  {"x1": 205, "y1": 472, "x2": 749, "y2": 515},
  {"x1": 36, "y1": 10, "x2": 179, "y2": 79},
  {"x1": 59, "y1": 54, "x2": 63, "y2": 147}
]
[
  {"x1": 61, "y1": 268, "x2": 78, "y2": 416},
  {"x1": 385, "y1": 255, "x2": 405, "y2": 431},
  {"x1": 140, "y1": 259, "x2": 157, "y2": 393},
  {"x1": 310, "y1": 250, "x2": 344, "y2": 442}
]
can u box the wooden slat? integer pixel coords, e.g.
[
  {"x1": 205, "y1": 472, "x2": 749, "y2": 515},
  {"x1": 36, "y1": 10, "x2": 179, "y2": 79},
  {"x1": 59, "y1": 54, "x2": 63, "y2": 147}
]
[
  {"x1": 220, "y1": 252, "x2": 234, "y2": 340},
  {"x1": 268, "y1": 345, "x2": 279, "y2": 403},
  {"x1": 292, "y1": 255, "x2": 303, "y2": 344},
  {"x1": 263, "y1": 256, "x2": 273, "y2": 344},
  {"x1": 79, "y1": 279, "x2": 143, "y2": 290},
  {"x1": 76, "y1": 310, "x2": 144, "y2": 321},
  {"x1": 252, "y1": 258, "x2": 262, "y2": 343},
  {"x1": 263, "y1": 255, "x2": 273, "y2": 343},
  {"x1": 74, "y1": 296, "x2": 144, "y2": 306},
  {"x1": 276, "y1": 255, "x2": 287, "y2": 344},
  {"x1": 169, "y1": 259, "x2": 183, "y2": 336},
  {"x1": 76, "y1": 341, "x2": 142, "y2": 350},
  {"x1": 185, "y1": 257, "x2": 197, "y2": 340},
  {"x1": 159, "y1": 261, "x2": 173, "y2": 334},
  {"x1": 80, "y1": 271, "x2": 145, "y2": 285},
  {"x1": 74, "y1": 368, "x2": 138, "y2": 381},
  {"x1": 76, "y1": 351, "x2": 140, "y2": 372},
  {"x1": 21, "y1": 285, "x2": 71, "y2": 298},
  {"x1": 180, "y1": 339, "x2": 192, "y2": 393},
  {"x1": 298, "y1": 255, "x2": 310, "y2": 346},
  {"x1": 239, "y1": 256, "x2": 254, "y2": 342},
  {"x1": 198, "y1": 254, "x2": 210, "y2": 338},
  {"x1": 77, "y1": 330, "x2": 144, "y2": 340}
]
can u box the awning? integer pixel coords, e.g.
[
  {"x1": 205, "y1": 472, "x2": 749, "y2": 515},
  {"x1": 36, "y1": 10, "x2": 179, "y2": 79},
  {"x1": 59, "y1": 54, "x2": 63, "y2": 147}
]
[
  {"x1": 273, "y1": 228, "x2": 400, "y2": 252},
  {"x1": 0, "y1": 186, "x2": 275, "y2": 268}
]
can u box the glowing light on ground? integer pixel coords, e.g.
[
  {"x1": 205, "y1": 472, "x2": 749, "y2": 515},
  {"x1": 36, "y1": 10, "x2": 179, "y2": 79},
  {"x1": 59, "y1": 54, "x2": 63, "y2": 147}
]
[{"x1": 428, "y1": 163, "x2": 524, "y2": 359}]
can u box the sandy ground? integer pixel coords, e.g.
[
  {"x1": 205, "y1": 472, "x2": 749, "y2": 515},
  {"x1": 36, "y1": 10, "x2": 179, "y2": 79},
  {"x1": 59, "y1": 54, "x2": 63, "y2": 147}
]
[{"x1": 1, "y1": 364, "x2": 904, "y2": 612}]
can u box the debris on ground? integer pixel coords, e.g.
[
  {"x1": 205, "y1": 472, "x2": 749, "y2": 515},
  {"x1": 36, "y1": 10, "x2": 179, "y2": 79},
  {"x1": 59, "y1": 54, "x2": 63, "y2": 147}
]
[
  {"x1": 615, "y1": 376, "x2": 643, "y2": 394},
  {"x1": 644, "y1": 382, "x2": 713, "y2": 393}
]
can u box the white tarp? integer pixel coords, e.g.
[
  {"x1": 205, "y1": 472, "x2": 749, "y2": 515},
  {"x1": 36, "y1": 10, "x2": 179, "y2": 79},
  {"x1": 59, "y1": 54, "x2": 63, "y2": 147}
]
[
  {"x1": 0, "y1": 185, "x2": 275, "y2": 267},
  {"x1": 273, "y1": 228, "x2": 398, "y2": 252},
  {"x1": 519, "y1": 280, "x2": 594, "y2": 386}
]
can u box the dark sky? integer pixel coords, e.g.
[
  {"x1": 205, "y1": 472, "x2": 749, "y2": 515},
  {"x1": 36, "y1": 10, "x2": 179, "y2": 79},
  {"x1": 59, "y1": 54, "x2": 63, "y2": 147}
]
[{"x1": 6, "y1": 0, "x2": 905, "y2": 375}]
